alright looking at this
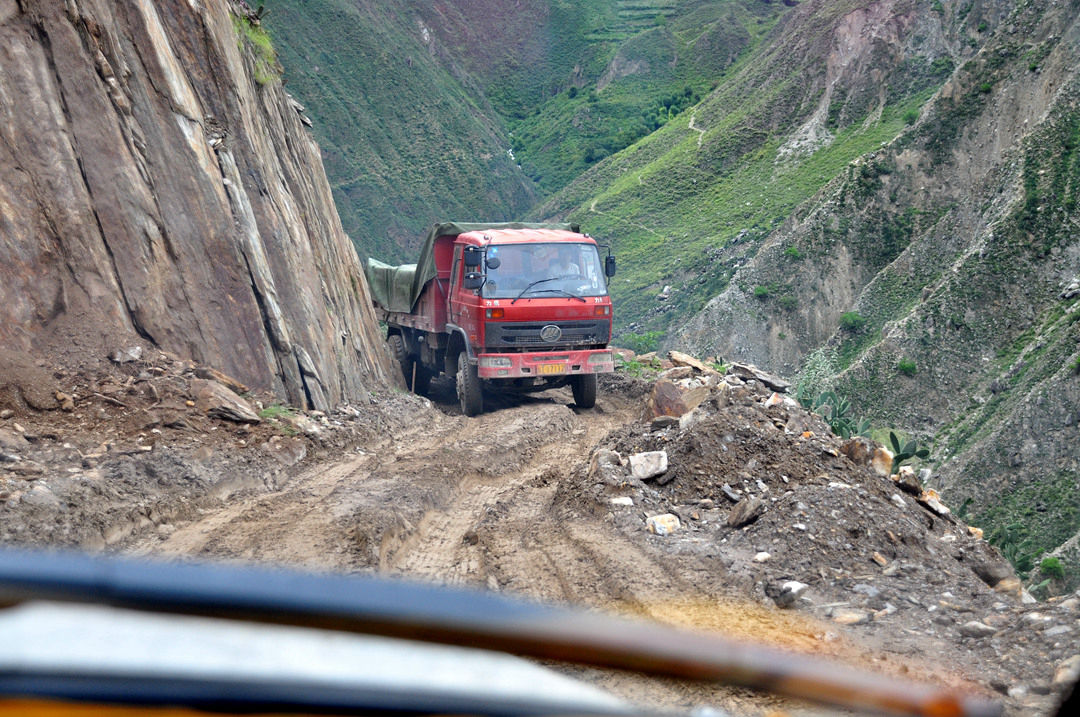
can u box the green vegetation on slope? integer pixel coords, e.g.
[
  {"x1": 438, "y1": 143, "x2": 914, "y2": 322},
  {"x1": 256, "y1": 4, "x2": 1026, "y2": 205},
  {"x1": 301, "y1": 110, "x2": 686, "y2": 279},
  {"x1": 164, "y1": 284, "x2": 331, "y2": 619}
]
[{"x1": 264, "y1": 0, "x2": 535, "y2": 260}]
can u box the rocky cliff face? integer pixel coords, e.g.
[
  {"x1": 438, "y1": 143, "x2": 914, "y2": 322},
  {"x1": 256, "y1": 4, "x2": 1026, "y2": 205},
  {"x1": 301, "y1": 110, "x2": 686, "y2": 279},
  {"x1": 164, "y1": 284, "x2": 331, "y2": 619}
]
[{"x1": 0, "y1": 0, "x2": 393, "y2": 409}]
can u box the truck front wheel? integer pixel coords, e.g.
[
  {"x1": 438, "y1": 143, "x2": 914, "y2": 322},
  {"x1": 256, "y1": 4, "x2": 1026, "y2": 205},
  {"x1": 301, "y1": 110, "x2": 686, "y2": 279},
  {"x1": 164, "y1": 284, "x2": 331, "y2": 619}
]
[
  {"x1": 456, "y1": 352, "x2": 483, "y2": 416},
  {"x1": 570, "y1": 374, "x2": 597, "y2": 408}
]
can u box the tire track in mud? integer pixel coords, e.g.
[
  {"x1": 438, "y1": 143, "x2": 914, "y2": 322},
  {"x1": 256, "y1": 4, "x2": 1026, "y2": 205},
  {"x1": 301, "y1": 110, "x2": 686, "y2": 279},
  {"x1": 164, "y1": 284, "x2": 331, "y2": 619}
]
[{"x1": 129, "y1": 389, "x2": 637, "y2": 580}]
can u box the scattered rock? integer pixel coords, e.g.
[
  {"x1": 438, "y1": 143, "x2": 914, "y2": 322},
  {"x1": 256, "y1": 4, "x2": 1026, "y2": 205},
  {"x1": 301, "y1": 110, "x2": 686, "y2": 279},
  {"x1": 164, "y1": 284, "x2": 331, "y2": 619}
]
[
  {"x1": 833, "y1": 609, "x2": 871, "y2": 625},
  {"x1": 840, "y1": 437, "x2": 875, "y2": 466},
  {"x1": 727, "y1": 495, "x2": 765, "y2": 528},
  {"x1": 191, "y1": 379, "x2": 260, "y2": 424},
  {"x1": 194, "y1": 366, "x2": 250, "y2": 396},
  {"x1": 1054, "y1": 655, "x2": 1080, "y2": 685},
  {"x1": 959, "y1": 621, "x2": 999, "y2": 638},
  {"x1": 729, "y1": 363, "x2": 790, "y2": 392},
  {"x1": 0, "y1": 409, "x2": 13, "y2": 420},
  {"x1": 720, "y1": 483, "x2": 742, "y2": 503},
  {"x1": 5, "y1": 461, "x2": 44, "y2": 478},
  {"x1": 609, "y1": 496, "x2": 634, "y2": 506},
  {"x1": 629, "y1": 451, "x2": 668, "y2": 480},
  {"x1": 650, "y1": 415, "x2": 680, "y2": 431},
  {"x1": 753, "y1": 551, "x2": 771, "y2": 562},
  {"x1": 588, "y1": 449, "x2": 627, "y2": 485},
  {"x1": 0, "y1": 428, "x2": 28, "y2": 451},
  {"x1": 110, "y1": 346, "x2": 144, "y2": 363},
  {"x1": 871, "y1": 446, "x2": 894, "y2": 476},
  {"x1": 893, "y1": 465, "x2": 922, "y2": 495},
  {"x1": 646, "y1": 513, "x2": 681, "y2": 535},
  {"x1": 668, "y1": 351, "x2": 716, "y2": 374},
  {"x1": 769, "y1": 580, "x2": 808, "y2": 608},
  {"x1": 644, "y1": 380, "x2": 689, "y2": 418}
]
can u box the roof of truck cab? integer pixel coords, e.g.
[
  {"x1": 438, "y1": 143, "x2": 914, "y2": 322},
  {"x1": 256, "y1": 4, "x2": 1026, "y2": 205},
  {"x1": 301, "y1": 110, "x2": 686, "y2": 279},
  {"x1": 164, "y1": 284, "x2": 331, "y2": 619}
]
[
  {"x1": 365, "y1": 221, "x2": 584, "y2": 313},
  {"x1": 456, "y1": 228, "x2": 593, "y2": 245}
]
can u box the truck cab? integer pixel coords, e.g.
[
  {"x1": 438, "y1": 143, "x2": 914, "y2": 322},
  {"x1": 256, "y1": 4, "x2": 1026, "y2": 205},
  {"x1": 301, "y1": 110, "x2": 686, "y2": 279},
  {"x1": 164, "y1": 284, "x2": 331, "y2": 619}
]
[{"x1": 368, "y1": 223, "x2": 616, "y2": 416}]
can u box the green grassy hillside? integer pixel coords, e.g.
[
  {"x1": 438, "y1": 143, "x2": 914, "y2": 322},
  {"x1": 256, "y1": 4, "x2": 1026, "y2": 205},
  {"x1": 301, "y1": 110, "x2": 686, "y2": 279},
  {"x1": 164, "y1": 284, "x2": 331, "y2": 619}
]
[
  {"x1": 536, "y1": 0, "x2": 959, "y2": 338},
  {"x1": 264, "y1": 0, "x2": 537, "y2": 260}
]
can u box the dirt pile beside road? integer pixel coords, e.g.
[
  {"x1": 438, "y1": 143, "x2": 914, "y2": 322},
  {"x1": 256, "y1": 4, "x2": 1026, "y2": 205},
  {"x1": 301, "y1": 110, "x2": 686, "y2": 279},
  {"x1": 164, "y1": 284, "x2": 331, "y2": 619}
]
[
  {"x1": 0, "y1": 347, "x2": 419, "y2": 551},
  {"x1": 540, "y1": 366, "x2": 1079, "y2": 715}
]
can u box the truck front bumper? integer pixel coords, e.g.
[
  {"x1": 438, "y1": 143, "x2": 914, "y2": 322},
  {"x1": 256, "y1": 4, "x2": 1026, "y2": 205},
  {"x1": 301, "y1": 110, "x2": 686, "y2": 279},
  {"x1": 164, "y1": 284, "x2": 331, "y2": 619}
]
[{"x1": 476, "y1": 349, "x2": 614, "y2": 379}]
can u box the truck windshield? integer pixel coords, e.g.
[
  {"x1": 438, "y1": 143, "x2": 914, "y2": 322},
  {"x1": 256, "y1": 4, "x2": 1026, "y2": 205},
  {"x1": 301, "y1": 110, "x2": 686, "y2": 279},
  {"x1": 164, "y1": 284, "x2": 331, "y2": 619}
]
[{"x1": 480, "y1": 243, "x2": 608, "y2": 300}]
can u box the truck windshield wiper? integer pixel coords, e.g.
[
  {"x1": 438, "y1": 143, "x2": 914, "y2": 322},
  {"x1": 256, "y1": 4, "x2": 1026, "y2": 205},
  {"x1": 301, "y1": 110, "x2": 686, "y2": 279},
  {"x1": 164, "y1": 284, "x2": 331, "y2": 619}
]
[
  {"x1": 529, "y1": 288, "x2": 586, "y2": 302},
  {"x1": 511, "y1": 277, "x2": 560, "y2": 304}
]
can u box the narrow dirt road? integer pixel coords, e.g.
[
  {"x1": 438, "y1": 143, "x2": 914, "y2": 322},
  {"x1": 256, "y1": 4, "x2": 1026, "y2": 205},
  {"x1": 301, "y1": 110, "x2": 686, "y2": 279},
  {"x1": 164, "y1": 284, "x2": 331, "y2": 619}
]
[
  {"x1": 125, "y1": 383, "x2": 855, "y2": 715},
  {"x1": 129, "y1": 385, "x2": 634, "y2": 582}
]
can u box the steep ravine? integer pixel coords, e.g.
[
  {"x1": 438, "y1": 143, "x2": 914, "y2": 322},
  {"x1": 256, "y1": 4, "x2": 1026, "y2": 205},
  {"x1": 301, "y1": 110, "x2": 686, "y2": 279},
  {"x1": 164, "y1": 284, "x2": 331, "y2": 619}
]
[
  {"x1": 0, "y1": 0, "x2": 393, "y2": 408},
  {"x1": 671, "y1": 0, "x2": 1080, "y2": 582}
]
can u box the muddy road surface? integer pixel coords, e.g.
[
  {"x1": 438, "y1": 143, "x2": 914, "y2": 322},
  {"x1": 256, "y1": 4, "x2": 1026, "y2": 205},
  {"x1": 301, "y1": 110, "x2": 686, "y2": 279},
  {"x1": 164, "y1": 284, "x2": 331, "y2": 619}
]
[{"x1": 2, "y1": 354, "x2": 1073, "y2": 716}]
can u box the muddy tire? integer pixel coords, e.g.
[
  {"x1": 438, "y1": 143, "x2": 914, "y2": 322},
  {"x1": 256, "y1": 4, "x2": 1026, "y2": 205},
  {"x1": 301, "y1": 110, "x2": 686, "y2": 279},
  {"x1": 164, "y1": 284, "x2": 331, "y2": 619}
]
[
  {"x1": 387, "y1": 334, "x2": 417, "y2": 390},
  {"x1": 456, "y1": 352, "x2": 483, "y2": 416},
  {"x1": 571, "y1": 373, "x2": 597, "y2": 408},
  {"x1": 387, "y1": 334, "x2": 408, "y2": 364}
]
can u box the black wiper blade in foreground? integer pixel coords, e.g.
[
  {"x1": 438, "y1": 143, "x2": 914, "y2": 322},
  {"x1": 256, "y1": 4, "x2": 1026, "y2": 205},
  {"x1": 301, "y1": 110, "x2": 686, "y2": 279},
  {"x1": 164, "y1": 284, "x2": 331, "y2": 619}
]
[{"x1": 0, "y1": 549, "x2": 1000, "y2": 717}]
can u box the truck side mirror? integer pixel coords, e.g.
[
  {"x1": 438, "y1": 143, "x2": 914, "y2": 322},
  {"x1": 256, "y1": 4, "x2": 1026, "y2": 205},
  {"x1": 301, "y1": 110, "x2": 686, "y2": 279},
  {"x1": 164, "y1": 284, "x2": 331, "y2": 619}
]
[
  {"x1": 605, "y1": 255, "x2": 617, "y2": 278},
  {"x1": 463, "y1": 272, "x2": 485, "y2": 290},
  {"x1": 464, "y1": 246, "x2": 483, "y2": 268}
]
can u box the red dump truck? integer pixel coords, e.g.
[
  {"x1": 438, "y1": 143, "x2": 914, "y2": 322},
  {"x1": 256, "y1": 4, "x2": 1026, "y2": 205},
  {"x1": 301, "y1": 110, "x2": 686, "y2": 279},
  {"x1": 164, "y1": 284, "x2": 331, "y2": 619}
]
[{"x1": 365, "y1": 222, "x2": 616, "y2": 416}]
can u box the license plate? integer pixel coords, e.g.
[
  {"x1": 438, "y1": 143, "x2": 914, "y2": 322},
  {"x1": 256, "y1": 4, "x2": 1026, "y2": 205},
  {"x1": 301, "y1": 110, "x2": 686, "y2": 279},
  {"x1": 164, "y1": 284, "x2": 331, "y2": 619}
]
[{"x1": 538, "y1": 363, "x2": 566, "y2": 375}]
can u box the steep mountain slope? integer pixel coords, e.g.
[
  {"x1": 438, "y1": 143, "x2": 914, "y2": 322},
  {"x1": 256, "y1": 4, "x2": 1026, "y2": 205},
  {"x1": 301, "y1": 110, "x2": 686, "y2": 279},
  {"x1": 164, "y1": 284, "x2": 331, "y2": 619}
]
[
  {"x1": 264, "y1": 0, "x2": 537, "y2": 260},
  {"x1": 265, "y1": 0, "x2": 786, "y2": 259},
  {"x1": 0, "y1": 0, "x2": 393, "y2": 409},
  {"x1": 668, "y1": 0, "x2": 1080, "y2": 583},
  {"x1": 536, "y1": 0, "x2": 978, "y2": 338}
]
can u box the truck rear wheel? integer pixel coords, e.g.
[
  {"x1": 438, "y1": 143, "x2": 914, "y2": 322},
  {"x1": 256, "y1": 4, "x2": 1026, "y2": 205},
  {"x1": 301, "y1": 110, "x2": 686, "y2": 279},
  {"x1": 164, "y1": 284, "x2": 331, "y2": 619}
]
[
  {"x1": 570, "y1": 374, "x2": 597, "y2": 408},
  {"x1": 456, "y1": 352, "x2": 483, "y2": 416}
]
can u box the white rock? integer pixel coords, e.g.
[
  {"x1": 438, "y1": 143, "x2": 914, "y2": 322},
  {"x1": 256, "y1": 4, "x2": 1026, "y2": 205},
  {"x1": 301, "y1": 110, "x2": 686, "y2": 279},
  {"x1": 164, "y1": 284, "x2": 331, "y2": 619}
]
[
  {"x1": 629, "y1": 451, "x2": 668, "y2": 480},
  {"x1": 609, "y1": 496, "x2": 634, "y2": 506},
  {"x1": 645, "y1": 513, "x2": 680, "y2": 536},
  {"x1": 958, "y1": 621, "x2": 998, "y2": 638},
  {"x1": 753, "y1": 551, "x2": 771, "y2": 562},
  {"x1": 890, "y1": 494, "x2": 907, "y2": 509},
  {"x1": 1053, "y1": 655, "x2": 1080, "y2": 685}
]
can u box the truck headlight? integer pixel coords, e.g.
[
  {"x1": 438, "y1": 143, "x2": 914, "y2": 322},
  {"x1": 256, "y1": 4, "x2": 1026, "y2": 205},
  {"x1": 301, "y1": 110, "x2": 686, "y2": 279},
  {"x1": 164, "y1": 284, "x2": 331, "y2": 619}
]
[
  {"x1": 588, "y1": 352, "x2": 612, "y2": 364},
  {"x1": 479, "y1": 357, "x2": 513, "y2": 368}
]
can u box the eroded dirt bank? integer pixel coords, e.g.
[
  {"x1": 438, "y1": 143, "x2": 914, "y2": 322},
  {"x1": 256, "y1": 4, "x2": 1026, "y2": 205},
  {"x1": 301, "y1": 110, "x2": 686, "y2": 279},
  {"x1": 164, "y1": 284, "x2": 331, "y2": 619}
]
[{"x1": 1, "y1": 355, "x2": 1076, "y2": 716}]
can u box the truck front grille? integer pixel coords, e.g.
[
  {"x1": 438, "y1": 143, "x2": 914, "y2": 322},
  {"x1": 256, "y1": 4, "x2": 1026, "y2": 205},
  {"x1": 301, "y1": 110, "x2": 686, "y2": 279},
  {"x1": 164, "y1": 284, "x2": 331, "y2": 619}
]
[{"x1": 486, "y1": 321, "x2": 610, "y2": 349}]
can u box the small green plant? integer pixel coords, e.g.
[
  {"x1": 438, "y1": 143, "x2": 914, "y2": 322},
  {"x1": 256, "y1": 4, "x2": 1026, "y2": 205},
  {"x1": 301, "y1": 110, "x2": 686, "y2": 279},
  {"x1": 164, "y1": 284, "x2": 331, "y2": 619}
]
[
  {"x1": 232, "y1": 13, "x2": 281, "y2": 86},
  {"x1": 258, "y1": 403, "x2": 297, "y2": 420},
  {"x1": 753, "y1": 285, "x2": 770, "y2": 299},
  {"x1": 808, "y1": 390, "x2": 871, "y2": 439},
  {"x1": 979, "y1": 82, "x2": 992, "y2": 94},
  {"x1": 783, "y1": 246, "x2": 802, "y2": 260},
  {"x1": 903, "y1": 109, "x2": 919, "y2": 125},
  {"x1": 777, "y1": 294, "x2": 798, "y2": 311},
  {"x1": 897, "y1": 357, "x2": 918, "y2": 376},
  {"x1": 1040, "y1": 556, "x2": 1065, "y2": 580},
  {"x1": 977, "y1": 21, "x2": 988, "y2": 33},
  {"x1": 889, "y1": 431, "x2": 930, "y2": 475},
  {"x1": 1070, "y1": 355, "x2": 1080, "y2": 374},
  {"x1": 617, "y1": 331, "x2": 664, "y2": 355},
  {"x1": 839, "y1": 311, "x2": 866, "y2": 332}
]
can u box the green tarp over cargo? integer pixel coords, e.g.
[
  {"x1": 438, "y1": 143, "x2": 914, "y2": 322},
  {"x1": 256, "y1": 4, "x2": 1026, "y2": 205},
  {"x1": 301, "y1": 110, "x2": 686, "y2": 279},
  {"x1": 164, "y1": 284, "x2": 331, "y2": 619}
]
[{"x1": 364, "y1": 222, "x2": 578, "y2": 313}]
